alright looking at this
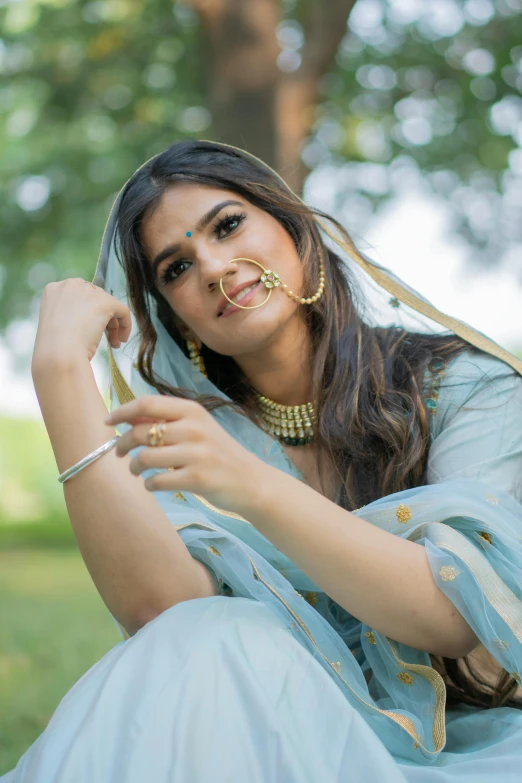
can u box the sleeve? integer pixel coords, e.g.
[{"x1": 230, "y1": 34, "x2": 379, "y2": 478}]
[{"x1": 427, "y1": 351, "x2": 522, "y2": 500}]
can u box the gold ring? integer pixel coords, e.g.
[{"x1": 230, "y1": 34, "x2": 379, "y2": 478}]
[
  {"x1": 156, "y1": 422, "x2": 166, "y2": 447},
  {"x1": 219, "y1": 258, "x2": 272, "y2": 311},
  {"x1": 147, "y1": 422, "x2": 159, "y2": 447}
]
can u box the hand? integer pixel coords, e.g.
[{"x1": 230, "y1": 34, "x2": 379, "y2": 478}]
[
  {"x1": 104, "y1": 394, "x2": 265, "y2": 516},
  {"x1": 32, "y1": 278, "x2": 132, "y2": 372}
]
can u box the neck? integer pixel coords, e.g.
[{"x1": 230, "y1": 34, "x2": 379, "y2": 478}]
[{"x1": 234, "y1": 316, "x2": 313, "y2": 405}]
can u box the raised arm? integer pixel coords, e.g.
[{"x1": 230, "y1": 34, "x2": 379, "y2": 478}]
[{"x1": 32, "y1": 280, "x2": 216, "y2": 637}]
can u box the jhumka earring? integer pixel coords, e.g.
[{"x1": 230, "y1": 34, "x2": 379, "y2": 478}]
[{"x1": 186, "y1": 340, "x2": 208, "y2": 378}]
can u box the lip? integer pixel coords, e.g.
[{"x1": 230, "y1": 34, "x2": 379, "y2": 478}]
[{"x1": 217, "y1": 277, "x2": 262, "y2": 317}]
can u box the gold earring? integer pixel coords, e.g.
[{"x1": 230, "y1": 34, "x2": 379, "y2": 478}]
[{"x1": 186, "y1": 340, "x2": 208, "y2": 378}]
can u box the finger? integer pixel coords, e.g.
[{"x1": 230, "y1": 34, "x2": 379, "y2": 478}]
[
  {"x1": 109, "y1": 300, "x2": 133, "y2": 342},
  {"x1": 105, "y1": 395, "x2": 198, "y2": 426},
  {"x1": 105, "y1": 310, "x2": 131, "y2": 349},
  {"x1": 144, "y1": 468, "x2": 189, "y2": 493},
  {"x1": 105, "y1": 316, "x2": 122, "y2": 348},
  {"x1": 115, "y1": 422, "x2": 172, "y2": 457},
  {"x1": 129, "y1": 445, "x2": 186, "y2": 476}
]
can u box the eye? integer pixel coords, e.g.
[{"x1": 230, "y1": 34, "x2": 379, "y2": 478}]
[
  {"x1": 158, "y1": 259, "x2": 191, "y2": 286},
  {"x1": 213, "y1": 212, "x2": 246, "y2": 239}
]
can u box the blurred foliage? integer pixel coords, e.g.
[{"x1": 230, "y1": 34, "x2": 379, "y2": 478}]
[
  {"x1": 0, "y1": 415, "x2": 68, "y2": 525},
  {"x1": 0, "y1": 0, "x2": 521, "y2": 335},
  {"x1": 0, "y1": 549, "x2": 120, "y2": 772},
  {"x1": 303, "y1": 0, "x2": 522, "y2": 269}
]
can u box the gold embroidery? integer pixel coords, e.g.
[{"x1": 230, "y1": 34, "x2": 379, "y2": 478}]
[
  {"x1": 173, "y1": 492, "x2": 186, "y2": 501},
  {"x1": 512, "y1": 672, "x2": 521, "y2": 684},
  {"x1": 207, "y1": 546, "x2": 221, "y2": 556},
  {"x1": 365, "y1": 631, "x2": 377, "y2": 645},
  {"x1": 413, "y1": 742, "x2": 420, "y2": 750},
  {"x1": 386, "y1": 638, "x2": 446, "y2": 751},
  {"x1": 492, "y1": 639, "x2": 510, "y2": 651},
  {"x1": 332, "y1": 661, "x2": 342, "y2": 674},
  {"x1": 397, "y1": 672, "x2": 414, "y2": 685},
  {"x1": 439, "y1": 565, "x2": 459, "y2": 582},
  {"x1": 248, "y1": 557, "x2": 437, "y2": 753},
  {"x1": 350, "y1": 649, "x2": 358, "y2": 656},
  {"x1": 305, "y1": 591, "x2": 318, "y2": 606},
  {"x1": 396, "y1": 504, "x2": 412, "y2": 524},
  {"x1": 192, "y1": 493, "x2": 252, "y2": 525},
  {"x1": 486, "y1": 493, "x2": 499, "y2": 505},
  {"x1": 431, "y1": 524, "x2": 522, "y2": 644},
  {"x1": 478, "y1": 531, "x2": 492, "y2": 544}
]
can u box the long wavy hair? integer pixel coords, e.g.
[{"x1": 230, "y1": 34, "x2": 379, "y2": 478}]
[{"x1": 115, "y1": 139, "x2": 520, "y2": 711}]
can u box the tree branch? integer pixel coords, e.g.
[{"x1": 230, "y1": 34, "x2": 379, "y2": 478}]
[{"x1": 276, "y1": 0, "x2": 357, "y2": 189}]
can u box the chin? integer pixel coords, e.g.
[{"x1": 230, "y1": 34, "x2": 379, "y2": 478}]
[{"x1": 208, "y1": 301, "x2": 295, "y2": 357}]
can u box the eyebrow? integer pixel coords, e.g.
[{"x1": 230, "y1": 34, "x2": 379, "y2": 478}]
[{"x1": 151, "y1": 199, "x2": 244, "y2": 277}]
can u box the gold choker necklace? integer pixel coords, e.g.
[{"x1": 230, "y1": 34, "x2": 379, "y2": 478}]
[{"x1": 256, "y1": 394, "x2": 317, "y2": 446}]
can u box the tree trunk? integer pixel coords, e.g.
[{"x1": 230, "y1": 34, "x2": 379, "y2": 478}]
[
  {"x1": 188, "y1": 0, "x2": 358, "y2": 193},
  {"x1": 187, "y1": 0, "x2": 281, "y2": 169}
]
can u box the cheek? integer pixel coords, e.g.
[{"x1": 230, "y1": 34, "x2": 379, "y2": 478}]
[{"x1": 164, "y1": 286, "x2": 207, "y2": 332}]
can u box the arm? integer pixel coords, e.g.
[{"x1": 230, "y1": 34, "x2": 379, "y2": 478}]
[
  {"x1": 32, "y1": 358, "x2": 217, "y2": 637},
  {"x1": 237, "y1": 466, "x2": 477, "y2": 659},
  {"x1": 235, "y1": 354, "x2": 522, "y2": 659}
]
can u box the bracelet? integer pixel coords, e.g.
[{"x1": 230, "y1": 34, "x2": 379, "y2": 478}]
[{"x1": 57, "y1": 435, "x2": 121, "y2": 483}]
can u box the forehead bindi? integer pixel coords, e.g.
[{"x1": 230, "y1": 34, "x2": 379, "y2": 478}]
[{"x1": 143, "y1": 185, "x2": 241, "y2": 250}]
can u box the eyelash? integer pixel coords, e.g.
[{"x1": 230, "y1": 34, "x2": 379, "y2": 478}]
[{"x1": 158, "y1": 212, "x2": 247, "y2": 286}]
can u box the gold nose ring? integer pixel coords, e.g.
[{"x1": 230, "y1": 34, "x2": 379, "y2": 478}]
[{"x1": 219, "y1": 258, "x2": 277, "y2": 311}]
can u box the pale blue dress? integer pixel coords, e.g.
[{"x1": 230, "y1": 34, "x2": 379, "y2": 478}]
[{"x1": 3, "y1": 350, "x2": 522, "y2": 782}]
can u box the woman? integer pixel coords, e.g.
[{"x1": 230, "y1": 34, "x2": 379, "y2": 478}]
[{"x1": 4, "y1": 139, "x2": 522, "y2": 781}]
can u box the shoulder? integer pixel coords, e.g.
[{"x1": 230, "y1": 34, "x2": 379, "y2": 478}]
[
  {"x1": 426, "y1": 349, "x2": 521, "y2": 440},
  {"x1": 425, "y1": 348, "x2": 522, "y2": 497}
]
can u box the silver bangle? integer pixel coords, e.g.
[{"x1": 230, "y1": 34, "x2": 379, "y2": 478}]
[{"x1": 58, "y1": 435, "x2": 121, "y2": 483}]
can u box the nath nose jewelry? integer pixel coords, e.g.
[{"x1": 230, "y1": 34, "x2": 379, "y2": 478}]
[{"x1": 219, "y1": 257, "x2": 325, "y2": 311}]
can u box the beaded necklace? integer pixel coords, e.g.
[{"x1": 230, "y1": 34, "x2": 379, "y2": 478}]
[{"x1": 256, "y1": 394, "x2": 317, "y2": 446}]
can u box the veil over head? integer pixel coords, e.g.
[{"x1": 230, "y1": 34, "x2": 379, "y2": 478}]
[{"x1": 91, "y1": 141, "x2": 522, "y2": 765}]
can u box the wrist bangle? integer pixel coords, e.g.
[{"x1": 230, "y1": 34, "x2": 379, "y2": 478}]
[{"x1": 57, "y1": 435, "x2": 121, "y2": 483}]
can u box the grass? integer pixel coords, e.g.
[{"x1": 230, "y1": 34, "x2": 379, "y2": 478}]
[{"x1": 0, "y1": 548, "x2": 121, "y2": 775}]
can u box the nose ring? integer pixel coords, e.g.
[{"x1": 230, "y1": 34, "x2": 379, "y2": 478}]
[{"x1": 219, "y1": 258, "x2": 279, "y2": 311}]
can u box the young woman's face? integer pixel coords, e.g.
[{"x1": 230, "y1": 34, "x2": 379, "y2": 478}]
[{"x1": 140, "y1": 182, "x2": 305, "y2": 356}]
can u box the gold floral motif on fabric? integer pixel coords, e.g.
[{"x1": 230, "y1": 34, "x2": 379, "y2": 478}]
[
  {"x1": 305, "y1": 591, "x2": 318, "y2": 606},
  {"x1": 396, "y1": 504, "x2": 413, "y2": 524},
  {"x1": 397, "y1": 672, "x2": 414, "y2": 685},
  {"x1": 173, "y1": 491, "x2": 186, "y2": 501},
  {"x1": 365, "y1": 631, "x2": 377, "y2": 645},
  {"x1": 439, "y1": 565, "x2": 459, "y2": 582},
  {"x1": 478, "y1": 531, "x2": 492, "y2": 544},
  {"x1": 207, "y1": 546, "x2": 221, "y2": 556}
]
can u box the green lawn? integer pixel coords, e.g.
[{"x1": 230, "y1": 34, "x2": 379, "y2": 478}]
[{"x1": 0, "y1": 548, "x2": 121, "y2": 775}]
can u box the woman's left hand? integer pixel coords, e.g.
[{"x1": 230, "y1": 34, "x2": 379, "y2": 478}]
[{"x1": 104, "y1": 395, "x2": 265, "y2": 516}]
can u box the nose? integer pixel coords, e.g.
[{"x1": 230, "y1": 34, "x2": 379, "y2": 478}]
[{"x1": 198, "y1": 252, "x2": 237, "y2": 292}]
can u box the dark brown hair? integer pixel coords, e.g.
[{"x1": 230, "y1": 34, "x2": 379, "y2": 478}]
[{"x1": 115, "y1": 139, "x2": 520, "y2": 711}]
